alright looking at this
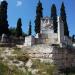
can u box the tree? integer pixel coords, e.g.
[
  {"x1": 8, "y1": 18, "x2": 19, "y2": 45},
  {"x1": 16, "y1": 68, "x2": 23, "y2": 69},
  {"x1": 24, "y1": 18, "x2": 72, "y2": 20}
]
[
  {"x1": 9, "y1": 27, "x2": 27, "y2": 37},
  {"x1": 28, "y1": 21, "x2": 32, "y2": 35},
  {"x1": 72, "y1": 35, "x2": 75, "y2": 42},
  {"x1": 9, "y1": 27, "x2": 16, "y2": 36},
  {"x1": 60, "y1": 2, "x2": 69, "y2": 36},
  {"x1": 0, "y1": 1, "x2": 9, "y2": 35},
  {"x1": 16, "y1": 18, "x2": 22, "y2": 37},
  {"x1": 35, "y1": 0, "x2": 43, "y2": 34},
  {"x1": 51, "y1": 4, "x2": 57, "y2": 33}
]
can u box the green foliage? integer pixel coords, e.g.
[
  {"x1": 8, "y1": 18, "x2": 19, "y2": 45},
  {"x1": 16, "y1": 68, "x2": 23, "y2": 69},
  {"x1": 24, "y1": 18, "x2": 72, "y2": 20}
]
[
  {"x1": 0, "y1": 1, "x2": 9, "y2": 35},
  {"x1": 35, "y1": 0, "x2": 43, "y2": 34},
  {"x1": 9, "y1": 27, "x2": 16, "y2": 36},
  {"x1": 51, "y1": 4, "x2": 57, "y2": 33},
  {"x1": 28, "y1": 21, "x2": 32, "y2": 35},
  {"x1": 16, "y1": 18, "x2": 22, "y2": 37},
  {"x1": 72, "y1": 35, "x2": 75, "y2": 42},
  {"x1": 22, "y1": 31, "x2": 27, "y2": 37},
  {"x1": 0, "y1": 62, "x2": 26, "y2": 75},
  {"x1": 0, "y1": 62, "x2": 10, "y2": 75},
  {"x1": 9, "y1": 27, "x2": 27, "y2": 37},
  {"x1": 60, "y1": 2, "x2": 69, "y2": 36}
]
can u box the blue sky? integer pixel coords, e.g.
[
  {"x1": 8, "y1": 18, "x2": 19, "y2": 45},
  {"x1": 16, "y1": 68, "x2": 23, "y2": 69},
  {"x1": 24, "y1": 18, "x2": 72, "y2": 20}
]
[{"x1": 2, "y1": 0, "x2": 75, "y2": 36}]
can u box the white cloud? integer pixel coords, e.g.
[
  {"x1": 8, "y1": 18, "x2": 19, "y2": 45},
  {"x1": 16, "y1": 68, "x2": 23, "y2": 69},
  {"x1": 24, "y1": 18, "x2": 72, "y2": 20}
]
[
  {"x1": 0, "y1": 0, "x2": 4, "y2": 2},
  {"x1": 0, "y1": 0, "x2": 8, "y2": 2},
  {"x1": 16, "y1": 0, "x2": 22, "y2": 7}
]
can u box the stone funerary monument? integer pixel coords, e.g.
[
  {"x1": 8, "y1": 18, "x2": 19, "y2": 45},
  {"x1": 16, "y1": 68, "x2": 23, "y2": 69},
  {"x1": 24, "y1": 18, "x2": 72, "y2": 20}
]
[
  {"x1": 24, "y1": 16, "x2": 72, "y2": 47},
  {"x1": 23, "y1": 17, "x2": 75, "y2": 73}
]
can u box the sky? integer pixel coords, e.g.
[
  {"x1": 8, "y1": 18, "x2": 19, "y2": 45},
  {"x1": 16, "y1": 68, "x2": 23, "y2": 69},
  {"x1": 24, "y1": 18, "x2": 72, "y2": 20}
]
[{"x1": 0, "y1": 0, "x2": 75, "y2": 36}]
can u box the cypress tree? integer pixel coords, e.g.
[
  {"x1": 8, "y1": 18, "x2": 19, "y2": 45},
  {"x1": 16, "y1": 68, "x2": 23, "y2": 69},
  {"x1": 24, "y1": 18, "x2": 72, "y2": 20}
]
[
  {"x1": 16, "y1": 18, "x2": 22, "y2": 37},
  {"x1": 9, "y1": 27, "x2": 16, "y2": 36},
  {"x1": 0, "y1": 1, "x2": 9, "y2": 35},
  {"x1": 28, "y1": 21, "x2": 32, "y2": 35},
  {"x1": 72, "y1": 35, "x2": 75, "y2": 42},
  {"x1": 51, "y1": 4, "x2": 57, "y2": 33},
  {"x1": 35, "y1": 0, "x2": 43, "y2": 34},
  {"x1": 60, "y1": 2, "x2": 69, "y2": 36}
]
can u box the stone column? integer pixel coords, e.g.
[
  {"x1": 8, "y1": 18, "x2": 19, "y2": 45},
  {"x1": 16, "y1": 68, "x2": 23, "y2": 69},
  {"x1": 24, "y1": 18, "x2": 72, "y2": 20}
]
[{"x1": 57, "y1": 16, "x2": 64, "y2": 47}]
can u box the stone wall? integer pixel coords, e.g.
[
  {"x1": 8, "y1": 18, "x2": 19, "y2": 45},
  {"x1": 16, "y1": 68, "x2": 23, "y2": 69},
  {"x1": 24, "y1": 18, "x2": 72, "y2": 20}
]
[
  {"x1": 34, "y1": 33, "x2": 58, "y2": 45},
  {"x1": 63, "y1": 36, "x2": 72, "y2": 46},
  {"x1": 23, "y1": 44, "x2": 75, "y2": 70},
  {"x1": 0, "y1": 36, "x2": 25, "y2": 46}
]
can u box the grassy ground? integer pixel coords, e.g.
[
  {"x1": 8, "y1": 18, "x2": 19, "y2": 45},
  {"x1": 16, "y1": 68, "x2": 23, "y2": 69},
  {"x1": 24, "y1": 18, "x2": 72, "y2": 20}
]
[
  {"x1": 0, "y1": 47, "x2": 32, "y2": 75},
  {"x1": 31, "y1": 59, "x2": 57, "y2": 75},
  {"x1": 0, "y1": 62, "x2": 24, "y2": 75},
  {"x1": 1, "y1": 47, "x2": 74, "y2": 75},
  {"x1": 0, "y1": 61, "x2": 33, "y2": 75},
  {"x1": 0, "y1": 47, "x2": 57, "y2": 75}
]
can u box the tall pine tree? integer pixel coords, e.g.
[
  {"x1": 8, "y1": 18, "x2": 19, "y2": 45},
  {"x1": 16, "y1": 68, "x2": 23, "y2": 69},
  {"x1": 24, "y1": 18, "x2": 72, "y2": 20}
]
[
  {"x1": 28, "y1": 21, "x2": 32, "y2": 35},
  {"x1": 35, "y1": 0, "x2": 43, "y2": 34},
  {"x1": 51, "y1": 4, "x2": 57, "y2": 33},
  {"x1": 0, "y1": 1, "x2": 9, "y2": 35},
  {"x1": 60, "y1": 2, "x2": 69, "y2": 36},
  {"x1": 16, "y1": 18, "x2": 22, "y2": 37}
]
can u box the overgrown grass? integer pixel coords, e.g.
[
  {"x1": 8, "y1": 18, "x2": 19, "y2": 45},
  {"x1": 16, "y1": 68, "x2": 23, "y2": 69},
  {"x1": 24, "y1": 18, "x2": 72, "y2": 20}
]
[
  {"x1": 31, "y1": 59, "x2": 56, "y2": 75},
  {"x1": 12, "y1": 47, "x2": 21, "y2": 54},
  {"x1": 0, "y1": 47, "x2": 6, "y2": 54},
  {"x1": 0, "y1": 47, "x2": 57, "y2": 75},
  {"x1": 12, "y1": 47, "x2": 29, "y2": 63},
  {"x1": 0, "y1": 62, "x2": 24, "y2": 75},
  {"x1": 0, "y1": 47, "x2": 32, "y2": 75},
  {"x1": 16, "y1": 54, "x2": 29, "y2": 63},
  {"x1": 12, "y1": 47, "x2": 27, "y2": 56},
  {"x1": 0, "y1": 62, "x2": 32, "y2": 75}
]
